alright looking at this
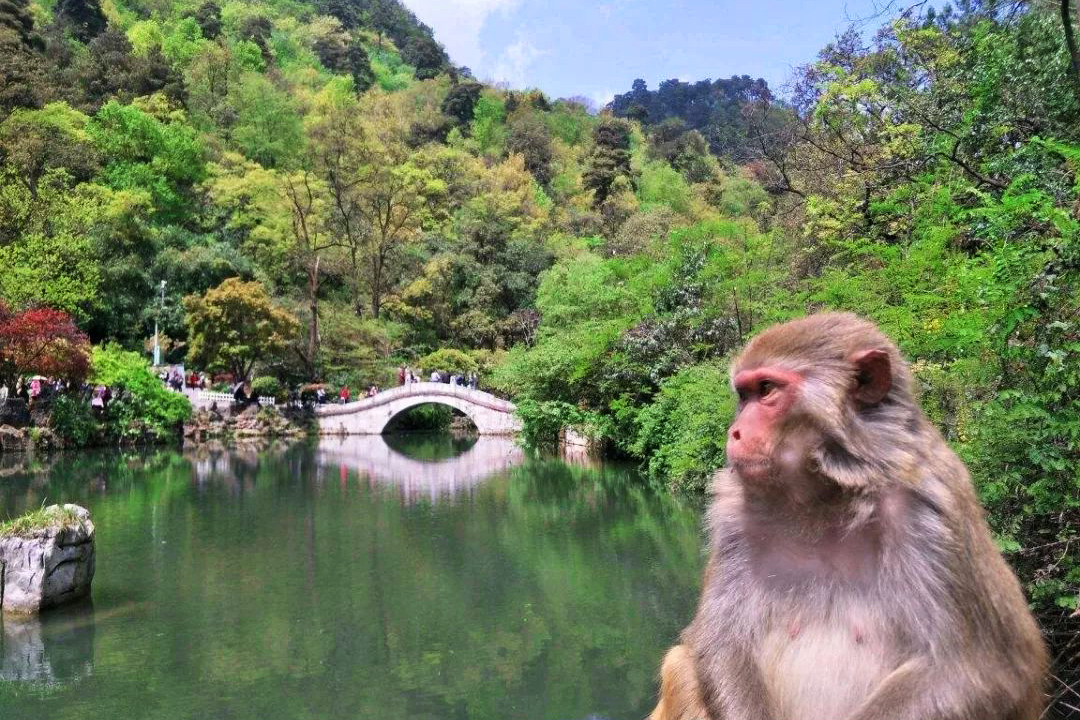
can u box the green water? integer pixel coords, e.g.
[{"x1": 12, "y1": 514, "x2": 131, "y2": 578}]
[{"x1": 0, "y1": 436, "x2": 704, "y2": 720}]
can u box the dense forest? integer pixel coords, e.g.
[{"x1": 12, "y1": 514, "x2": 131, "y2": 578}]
[{"x1": 0, "y1": 0, "x2": 1076, "y2": 704}]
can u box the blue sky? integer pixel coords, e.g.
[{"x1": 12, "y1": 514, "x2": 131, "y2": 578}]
[{"x1": 402, "y1": 0, "x2": 891, "y2": 106}]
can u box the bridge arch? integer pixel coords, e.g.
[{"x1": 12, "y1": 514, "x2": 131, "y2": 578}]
[{"x1": 316, "y1": 382, "x2": 521, "y2": 436}]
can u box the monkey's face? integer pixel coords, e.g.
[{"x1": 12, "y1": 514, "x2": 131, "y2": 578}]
[{"x1": 727, "y1": 366, "x2": 806, "y2": 482}]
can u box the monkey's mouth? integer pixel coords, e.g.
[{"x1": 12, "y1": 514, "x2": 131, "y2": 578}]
[{"x1": 729, "y1": 456, "x2": 772, "y2": 474}]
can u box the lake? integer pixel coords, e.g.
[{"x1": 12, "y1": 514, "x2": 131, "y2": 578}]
[{"x1": 0, "y1": 435, "x2": 704, "y2": 720}]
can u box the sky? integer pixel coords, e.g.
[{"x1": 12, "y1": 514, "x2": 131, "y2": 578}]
[{"x1": 401, "y1": 0, "x2": 893, "y2": 107}]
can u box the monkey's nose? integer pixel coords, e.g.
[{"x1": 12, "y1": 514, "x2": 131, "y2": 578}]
[{"x1": 732, "y1": 429, "x2": 741, "y2": 441}]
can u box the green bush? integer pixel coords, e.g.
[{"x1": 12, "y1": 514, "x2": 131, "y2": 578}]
[
  {"x1": 419, "y1": 348, "x2": 478, "y2": 376},
  {"x1": 631, "y1": 362, "x2": 734, "y2": 492},
  {"x1": 90, "y1": 344, "x2": 191, "y2": 442},
  {"x1": 514, "y1": 399, "x2": 605, "y2": 448},
  {"x1": 49, "y1": 393, "x2": 97, "y2": 447},
  {"x1": 250, "y1": 376, "x2": 282, "y2": 400}
]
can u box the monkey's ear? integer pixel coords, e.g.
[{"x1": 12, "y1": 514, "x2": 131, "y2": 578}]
[{"x1": 850, "y1": 349, "x2": 891, "y2": 405}]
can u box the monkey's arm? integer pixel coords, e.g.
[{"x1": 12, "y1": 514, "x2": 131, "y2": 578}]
[
  {"x1": 694, "y1": 644, "x2": 775, "y2": 720},
  {"x1": 845, "y1": 656, "x2": 1014, "y2": 720}
]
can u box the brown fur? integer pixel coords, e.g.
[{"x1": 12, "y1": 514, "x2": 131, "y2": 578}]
[
  {"x1": 648, "y1": 645, "x2": 708, "y2": 720},
  {"x1": 649, "y1": 313, "x2": 1048, "y2": 720}
]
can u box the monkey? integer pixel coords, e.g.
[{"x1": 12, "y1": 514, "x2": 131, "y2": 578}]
[{"x1": 648, "y1": 312, "x2": 1047, "y2": 720}]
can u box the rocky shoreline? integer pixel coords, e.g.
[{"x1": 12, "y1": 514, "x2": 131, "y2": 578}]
[{"x1": 183, "y1": 404, "x2": 315, "y2": 441}]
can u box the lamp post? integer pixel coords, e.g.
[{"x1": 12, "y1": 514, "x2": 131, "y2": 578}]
[{"x1": 153, "y1": 280, "x2": 166, "y2": 367}]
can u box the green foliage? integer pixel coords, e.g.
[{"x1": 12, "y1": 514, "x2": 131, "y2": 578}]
[
  {"x1": 469, "y1": 93, "x2": 506, "y2": 154},
  {"x1": 418, "y1": 348, "x2": 477, "y2": 375},
  {"x1": 513, "y1": 398, "x2": 604, "y2": 448},
  {"x1": 227, "y1": 73, "x2": 303, "y2": 167},
  {"x1": 250, "y1": 375, "x2": 282, "y2": 399},
  {"x1": 162, "y1": 17, "x2": 207, "y2": 66},
  {"x1": 369, "y1": 46, "x2": 413, "y2": 91},
  {"x1": 386, "y1": 402, "x2": 452, "y2": 431},
  {"x1": 87, "y1": 101, "x2": 206, "y2": 219},
  {"x1": 610, "y1": 76, "x2": 772, "y2": 161},
  {"x1": 630, "y1": 363, "x2": 733, "y2": 492},
  {"x1": 638, "y1": 161, "x2": 693, "y2": 214},
  {"x1": 90, "y1": 344, "x2": 191, "y2": 441},
  {"x1": 49, "y1": 393, "x2": 97, "y2": 446},
  {"x1": 184, "y1": 277, "x2": 300, "y2": 381},
  {"x1": 583, "y1": 117, "x2": 635, "y2": 207}
]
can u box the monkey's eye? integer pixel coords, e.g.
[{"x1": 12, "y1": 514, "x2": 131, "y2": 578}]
[{"x1": 758, "y1": 380, "x2": 776, "y2": 398}]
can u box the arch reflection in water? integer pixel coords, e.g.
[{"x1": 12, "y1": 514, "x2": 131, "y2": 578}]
[
  {"x1": 0, "y1": 601, "x2": 95, "y2": 683},
  {"x1": 316, "y1": 434, "x2": 524, "y2": 502}
]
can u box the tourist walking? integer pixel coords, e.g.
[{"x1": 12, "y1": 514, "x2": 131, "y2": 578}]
[
  {"x1": 339, "y1": 385, "x2": 350, "y2": 404},
  {"x1": 397, "y1": 366, "x2": 406, "y2": 385}
]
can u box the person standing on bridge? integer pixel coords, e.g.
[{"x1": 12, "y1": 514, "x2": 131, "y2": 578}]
[
  {"x1": 339, "y1": 385, "x2": 350, "y2": 404},
  {"x1": 397, "y1": 366, "x2": 406, "y2": 386},
  {"x1": 430, "y1": 370, "x2": 440, "y2": 383}
]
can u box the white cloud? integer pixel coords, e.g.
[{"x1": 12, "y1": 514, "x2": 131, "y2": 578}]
[
  {"x1": 488, "y1": 36, "x2": 546, "y2": 88},
  {"x1": 401, "y1": 0, "x2": 521, "y2": 72}
]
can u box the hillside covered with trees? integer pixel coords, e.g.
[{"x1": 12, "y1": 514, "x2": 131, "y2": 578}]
[{"x1": 0, "y1": 0, "x2": 1076, "y2": 700}]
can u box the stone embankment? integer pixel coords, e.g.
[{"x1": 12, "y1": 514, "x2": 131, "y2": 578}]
[
  {"x1": 184, "y1": 403, "x2": 313, "y2": 441},
  {"x1": 0, "y1": 425, "x2": 62, "y2": 453},
  {"x1": 0, "y1": 505, "x2": 96, "y2": 614}
]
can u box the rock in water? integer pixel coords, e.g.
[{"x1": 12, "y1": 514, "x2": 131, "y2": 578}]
[{"x1": 0, "y1": 505, "x2": 95, "y2": 614}]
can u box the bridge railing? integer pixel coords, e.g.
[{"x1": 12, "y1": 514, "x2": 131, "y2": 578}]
[{"x1": 315, "y1": 382, "x2": 514, "y2": 417}]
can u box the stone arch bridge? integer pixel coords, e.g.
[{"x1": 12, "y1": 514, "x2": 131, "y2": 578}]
[{"x1": 316, "y1": 382, "x2": 521, "y2": 436}]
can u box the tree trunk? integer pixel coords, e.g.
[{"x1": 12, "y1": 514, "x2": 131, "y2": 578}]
[
  {"x1": 1061, "y1": 0, "x2": 1080, "y2": 107},
  {"x1": 370, "y1": 254, "x2": 382, "y2": 320},
  {"x1": 307, "y1": 254, "x2": 321, "y2": 379}
]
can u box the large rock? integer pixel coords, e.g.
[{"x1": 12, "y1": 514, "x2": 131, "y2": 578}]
[
  {"x1": 0, "y1": 426, "x2": 26, "y2": 453},
  {"x1": 0, "y1": 400, "x2": 30, "y2": 428},
  {"x1": 0, "y1": 505, "x2": 95, "y2": 614}
]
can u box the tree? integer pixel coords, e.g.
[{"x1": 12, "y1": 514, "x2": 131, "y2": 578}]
[
  {"x1": 74, "y1": 28, "x2": 184, "y2": 112},
  {"x1": 238, "y1": 15, "x2": 273, "y2": 64},
  {"x1": 402, "y1": 33, "x2": 446, "y2": 80},
  {"x1": 583, "y1": 117, "x2": 635, "y2": 207},
  {"x1": 281, "y1": 170, "x2": 337, "y2": 378},
  {"x1": 0, "y1": 102, "x2": 98, "y2": 200},
  {"x1": 0, "y1": 0, "x2": 41, "y2": 50},
  {"x1": 193, "y1": 1, "x2": 222, "y2": 40},
  {"x1": 346, "y1": 38, "x2": 374, "y2": 93},
  {"x1": 441, "y1": 81, "x2": 483, "y2": 125},
  {"x1": 227, "y1": 73, "x2": 303, "y2": 168},
  {"x1": 87, "y1": 100, "x2": 206, "y2": 220},
  {"x1": 0, "y1": 0, "x2": 51, "y2": 115},
  {"x1": 609, "y1": 75, "x2": 772, "y2": 160},
  {"x1": 0, "y1": 303, "x2": 90, "y2": 385},
  {"x1": 183, "y1": 277, "x2": 299, "y2": 381},
  {"x1": 54, "y1": 0, "x2": 107, "y2": 43},
  {"x1": 308, "y1": 95, "x2": 446, "y2": 319},
  {"x1": 506, "y1": 113, "x2": 554, "y2": 186}
]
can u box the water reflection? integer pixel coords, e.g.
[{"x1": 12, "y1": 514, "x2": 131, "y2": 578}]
[
  {"x1": 316, "y1": 434, "x2": 524, "y2": 502},
  {"x1": 0, "y1": 442, "x2": 703, "y2": 719},
  {"x1": 0, "y1": 602, "x2": 95, "y2": 683}
]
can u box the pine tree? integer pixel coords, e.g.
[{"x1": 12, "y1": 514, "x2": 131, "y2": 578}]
[{"x1": 583, "y1": 117, "x2": 634, "y2": 207}]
